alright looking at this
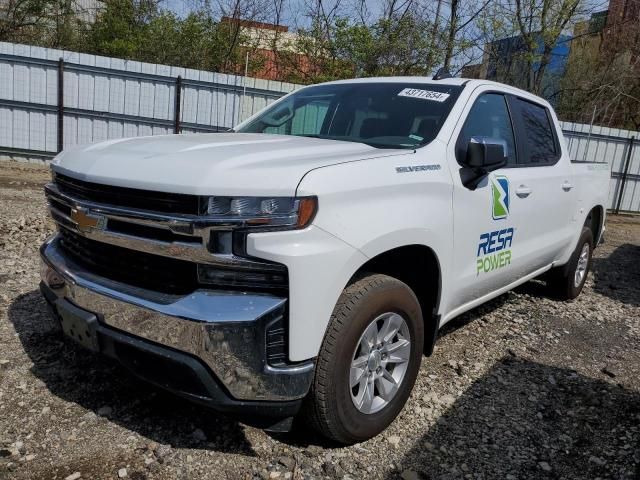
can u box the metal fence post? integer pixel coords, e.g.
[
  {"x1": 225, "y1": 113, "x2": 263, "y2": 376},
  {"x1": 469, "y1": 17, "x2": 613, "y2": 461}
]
[
  {"x1": 57, "y1": 58, "x2": 64, "y2": 153},
  {"x1": 614, "y1": 136, "x2": 635, "y2": 214},
  {"x1": 174, "y1": 75, "x2": 182, "y2": 134}
]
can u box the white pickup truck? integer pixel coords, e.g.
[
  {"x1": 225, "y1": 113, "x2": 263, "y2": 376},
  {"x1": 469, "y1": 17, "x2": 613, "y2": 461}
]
[{"x1": 40, "y1": 76, "x2": 609, "y2": 444}]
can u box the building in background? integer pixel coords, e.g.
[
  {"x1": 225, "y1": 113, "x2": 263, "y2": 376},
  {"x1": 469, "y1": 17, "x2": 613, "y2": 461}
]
[
  {"x1": 460, "y1": 62, "x2": 484, "y2": 79},
  {"x1": 488, "y1": 34, "x2": 569, "y2": 103},
  {"x1": 564, "y1": 10, "x2": 608, "y2": 88},
  {"x1": 71, "y1": 0, "x2": 103, "y2": 23},
  {"x1": 565, "y1": 0, "x2": 640, "y2": 66},
  {"x1": 464, "y1": 1, "x2": 640, "y2": 98},
  {"x1": 461, "y1": 33, "x2": 570, "y2": 103},
  {"x1": 602, "y1": 0, "x2": 640, "y2": 51},
  {"x1": 220, "y1": 17, "x2": 314, "y2": 81}
]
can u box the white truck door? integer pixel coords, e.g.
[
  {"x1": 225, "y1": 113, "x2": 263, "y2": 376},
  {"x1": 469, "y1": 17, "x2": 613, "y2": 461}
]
[
  {"x1": 503, "y1": 96, "x2": 576, "y2": 269},
  {"x1": 447, "y1": 92, "x2": 527, "y2": 311}
]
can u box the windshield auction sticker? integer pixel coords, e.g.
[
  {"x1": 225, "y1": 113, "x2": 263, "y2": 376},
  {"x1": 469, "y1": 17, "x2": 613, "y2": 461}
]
[{"x1": 397, "y1": 88, "x2": 451, "y2": 102}]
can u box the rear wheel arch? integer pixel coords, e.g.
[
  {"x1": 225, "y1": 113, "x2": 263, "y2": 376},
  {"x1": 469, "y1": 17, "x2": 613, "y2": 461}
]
[
  {"x1": 547, "y1": 226, "x2": 594, "y2": 300},
  {"x1": 348, "y1": 244, "x2": 441, "y2": 355},
  {"x1": 584, "y1": 205, "x2": 604, "y2": 247}
]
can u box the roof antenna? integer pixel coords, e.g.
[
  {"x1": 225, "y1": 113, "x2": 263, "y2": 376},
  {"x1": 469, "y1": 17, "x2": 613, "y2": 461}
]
[{"x1": 432, "y1": 67, "x2": 452, "y2": 80}]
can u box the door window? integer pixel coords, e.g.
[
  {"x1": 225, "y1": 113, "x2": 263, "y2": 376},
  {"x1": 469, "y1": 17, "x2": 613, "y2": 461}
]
[
  {"x1": 512, "y1": 98, "x2": 559, "y2": 165},
  {"x1": 456, "y1": 93, "x2": 517, "y2": 166}
]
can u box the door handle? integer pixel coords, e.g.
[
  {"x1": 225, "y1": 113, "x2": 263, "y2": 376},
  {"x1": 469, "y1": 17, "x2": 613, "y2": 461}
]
[
  {"x1": 515, "y1": 185, "x2": 532, "y2": 198},
  {"x1": 562, "y1": 181, "x2": 573, "y2": 191}
]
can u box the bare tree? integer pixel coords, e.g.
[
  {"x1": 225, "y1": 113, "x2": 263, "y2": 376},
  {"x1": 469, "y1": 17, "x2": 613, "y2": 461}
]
[
  {"x1": 208, "y1": 0, "x2": 275, "y2": 72},
  {"x1": 477, "y1": 0, "x2": 598, "y2": 95},
  {"x1": 0, "y1": 0, "x2": 54, "y2": 41},
  {"x1": 412, "y1": 0, "x2": 492, "y2": 75},
  {"x1": 558, "y1": 15, "x2": 640, "y2": 129},
  {"x1": 424, "y1": 0, "x2": 443, "y2": 73}
]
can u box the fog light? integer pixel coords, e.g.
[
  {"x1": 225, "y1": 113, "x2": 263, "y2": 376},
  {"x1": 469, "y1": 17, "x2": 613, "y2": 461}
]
[
  {"x1": 40, "y1": 260, "x2": 65, "y2": 289},
  {"x1": 197, "y1": 265, "x2": 287, "y2": 289}
]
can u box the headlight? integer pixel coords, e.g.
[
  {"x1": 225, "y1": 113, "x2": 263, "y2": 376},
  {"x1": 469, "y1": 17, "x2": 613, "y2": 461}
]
[{"x1": 205, "y1": 196, "x2": 317, "y2": 229}]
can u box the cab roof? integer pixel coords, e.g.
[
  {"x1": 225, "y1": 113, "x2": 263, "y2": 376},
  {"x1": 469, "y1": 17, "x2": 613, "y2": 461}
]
[
  {"x1": 314, "y1": 76, "x2": 549, "y2": 108},
  {"x1": 318, "y1": 76, "x2": 469, "y2": 87}
]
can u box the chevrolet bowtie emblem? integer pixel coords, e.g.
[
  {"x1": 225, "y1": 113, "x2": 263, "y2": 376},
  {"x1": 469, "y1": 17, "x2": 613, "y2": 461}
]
[{"x1": 70, "y1": 207, "x2": 107, "y2": 232}]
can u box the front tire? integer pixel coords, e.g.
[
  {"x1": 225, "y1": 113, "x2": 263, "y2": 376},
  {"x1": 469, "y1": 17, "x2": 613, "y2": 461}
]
[
  {"x1": 547, "y1": 227, "x2": 593, "y2": 300},
  {"x1": 303, "y1": 274, "x2": 424, "y2": 444}
]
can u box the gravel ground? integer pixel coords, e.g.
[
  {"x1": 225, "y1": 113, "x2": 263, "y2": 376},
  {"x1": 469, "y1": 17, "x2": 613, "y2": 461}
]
[{"x1": 0, "y1": 159, "x2": 638, "y2": 480}]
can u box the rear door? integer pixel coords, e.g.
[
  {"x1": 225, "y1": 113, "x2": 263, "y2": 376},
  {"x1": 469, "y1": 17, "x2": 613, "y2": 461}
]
[{"x1": 505, "y1": 96, "x2": 576, "y2": 269}]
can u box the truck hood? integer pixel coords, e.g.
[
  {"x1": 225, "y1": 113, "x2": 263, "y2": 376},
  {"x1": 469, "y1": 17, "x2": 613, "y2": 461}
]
[{"x1": 52, "y1": 133, "x2": 412, "y2": 196}]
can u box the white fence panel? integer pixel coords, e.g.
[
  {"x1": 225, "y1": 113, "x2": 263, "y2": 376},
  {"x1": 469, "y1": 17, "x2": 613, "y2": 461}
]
[
  {"x1": 0, "y1": 41, "x2": 294, "y2": 160},
  {"x1": 562, "y1": 121, "x2": 640, "y2": 213}
]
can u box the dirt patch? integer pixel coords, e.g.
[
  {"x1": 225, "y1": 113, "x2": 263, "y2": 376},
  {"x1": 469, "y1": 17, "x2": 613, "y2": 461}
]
[{"x1": 0, "y1": 160, "x2": 51, "y2": 188}]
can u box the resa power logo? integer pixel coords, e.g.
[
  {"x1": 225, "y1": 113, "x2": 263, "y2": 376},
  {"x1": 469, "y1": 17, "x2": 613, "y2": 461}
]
[{"x1": 491, "y1": 175, "x2": 509, "y2": 220}]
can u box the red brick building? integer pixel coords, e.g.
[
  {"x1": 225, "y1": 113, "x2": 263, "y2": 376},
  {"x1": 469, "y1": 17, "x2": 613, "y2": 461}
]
[
  {"x1": 602, "y1": 0, "x2": 640, "y2": 51},
  {"x1": 220, "y1": 17, "x2": 316, "y2": 82}
]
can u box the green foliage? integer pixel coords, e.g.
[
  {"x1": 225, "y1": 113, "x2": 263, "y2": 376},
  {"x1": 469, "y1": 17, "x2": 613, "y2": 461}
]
[
  {"x1": 81, "y1": 1, "x2": 260, "y2": 72},
  {"x1": 281, "y1": 13, "x2": 441, "y2": 84},
  {"x1": 337, "y1": 15, "x2": 437, "y2": 77},
  {"x1": 1, "y1": 0, "x2": 261, "y2": 73},
  {"x1": 0, "y1": 0, "x2": 81, "y2": 46},
  {"x1": 82, "y1": 0, "x2": 155, "y2": 58}
]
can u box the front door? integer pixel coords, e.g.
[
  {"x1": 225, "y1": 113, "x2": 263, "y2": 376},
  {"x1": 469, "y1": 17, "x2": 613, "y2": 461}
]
[{"x1": 448, "y1": 91, "x2": 530, "y2": 312}]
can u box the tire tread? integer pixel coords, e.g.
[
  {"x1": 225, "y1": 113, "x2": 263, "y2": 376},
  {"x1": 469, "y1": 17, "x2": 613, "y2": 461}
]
[
  {"x1": 547, "y1": 227, "x2": 593, "y2": 300},
  {"x1": 304, "y1": 274, "x2": 408, "y2": 443}
]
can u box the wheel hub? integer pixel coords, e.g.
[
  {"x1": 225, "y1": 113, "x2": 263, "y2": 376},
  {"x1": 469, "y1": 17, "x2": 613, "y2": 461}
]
[
  {"x1": 574, "y1": 242, "x2": 590, "y2": 288},
  {"x1": 367, "y1": 350, "x2": 382, "y2": 371},
  {"x1": 349, "y1": 312, "x2": 411, "y2": 414}
]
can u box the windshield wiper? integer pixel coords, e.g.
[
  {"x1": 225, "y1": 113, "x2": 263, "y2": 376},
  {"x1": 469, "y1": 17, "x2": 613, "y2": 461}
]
[
  {"x1": 362, "y1": 141, "x2": 415, "y2": 150},
  {"x1": 293, "y1": 134, "x2": 413, "y2": 150}
]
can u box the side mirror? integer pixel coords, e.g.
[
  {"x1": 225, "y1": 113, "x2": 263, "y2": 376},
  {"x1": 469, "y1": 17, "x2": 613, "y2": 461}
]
[
  {"x1": 460, "y1": 137, "x2": 508, "y2": 190},
  {"x1": 465, "y1": 137, "x2": 508, "y2": 170}
]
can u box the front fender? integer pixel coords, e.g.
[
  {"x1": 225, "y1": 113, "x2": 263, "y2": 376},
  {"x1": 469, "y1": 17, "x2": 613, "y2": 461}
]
[
  {"x1": 357, "y1": 227, "x2": 447, "y2": 264},
  {"x1": 247, "y1": 226, "x2": 368, "y2": 362}
]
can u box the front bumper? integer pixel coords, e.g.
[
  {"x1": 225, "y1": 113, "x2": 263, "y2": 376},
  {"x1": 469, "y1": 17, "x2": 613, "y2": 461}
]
[{"x1": 39, "y1": 235, "x2": 314, "y2": 415}]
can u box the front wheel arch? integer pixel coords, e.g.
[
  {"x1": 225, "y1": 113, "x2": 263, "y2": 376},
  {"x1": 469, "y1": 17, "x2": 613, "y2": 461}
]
[
  {"x1": 301, "y1": 273, "x2": 424, "y2": 444},
  {"x1": 348, "y1": 244, "x2": 441, "y2": 355}
]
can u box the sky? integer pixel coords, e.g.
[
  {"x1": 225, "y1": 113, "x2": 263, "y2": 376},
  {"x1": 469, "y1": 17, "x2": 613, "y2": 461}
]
[
  {"x1": 162, "y1": 0, "x2": 390, "y2": 28},
  {"x1": 163, "y1": 0, "x2": 611, "y2": 31}
]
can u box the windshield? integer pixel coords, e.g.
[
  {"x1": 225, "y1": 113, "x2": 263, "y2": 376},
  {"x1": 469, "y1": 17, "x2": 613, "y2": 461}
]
[{"x1": 237, "y1": 82, "x2": 463, "y2": 149}]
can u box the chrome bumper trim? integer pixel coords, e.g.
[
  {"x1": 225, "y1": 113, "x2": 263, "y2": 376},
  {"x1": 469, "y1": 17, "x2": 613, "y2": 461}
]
[{"x1": 40, "y1": 235, "x2": 314, "y2": 402}]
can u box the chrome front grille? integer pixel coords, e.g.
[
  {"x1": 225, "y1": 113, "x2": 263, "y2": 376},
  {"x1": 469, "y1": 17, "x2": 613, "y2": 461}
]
[
  {"x1": 44, "y1": 176, "x2": 288, "y2": 294},
  {"x1": 54, "y1": 172, "x2": 201, "y2": 214}
]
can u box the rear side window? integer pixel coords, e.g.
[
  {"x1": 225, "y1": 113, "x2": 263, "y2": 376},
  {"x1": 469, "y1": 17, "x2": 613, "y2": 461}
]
[{"x1": 513, "y1": 98, "x2": 558, "y2": 165}]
